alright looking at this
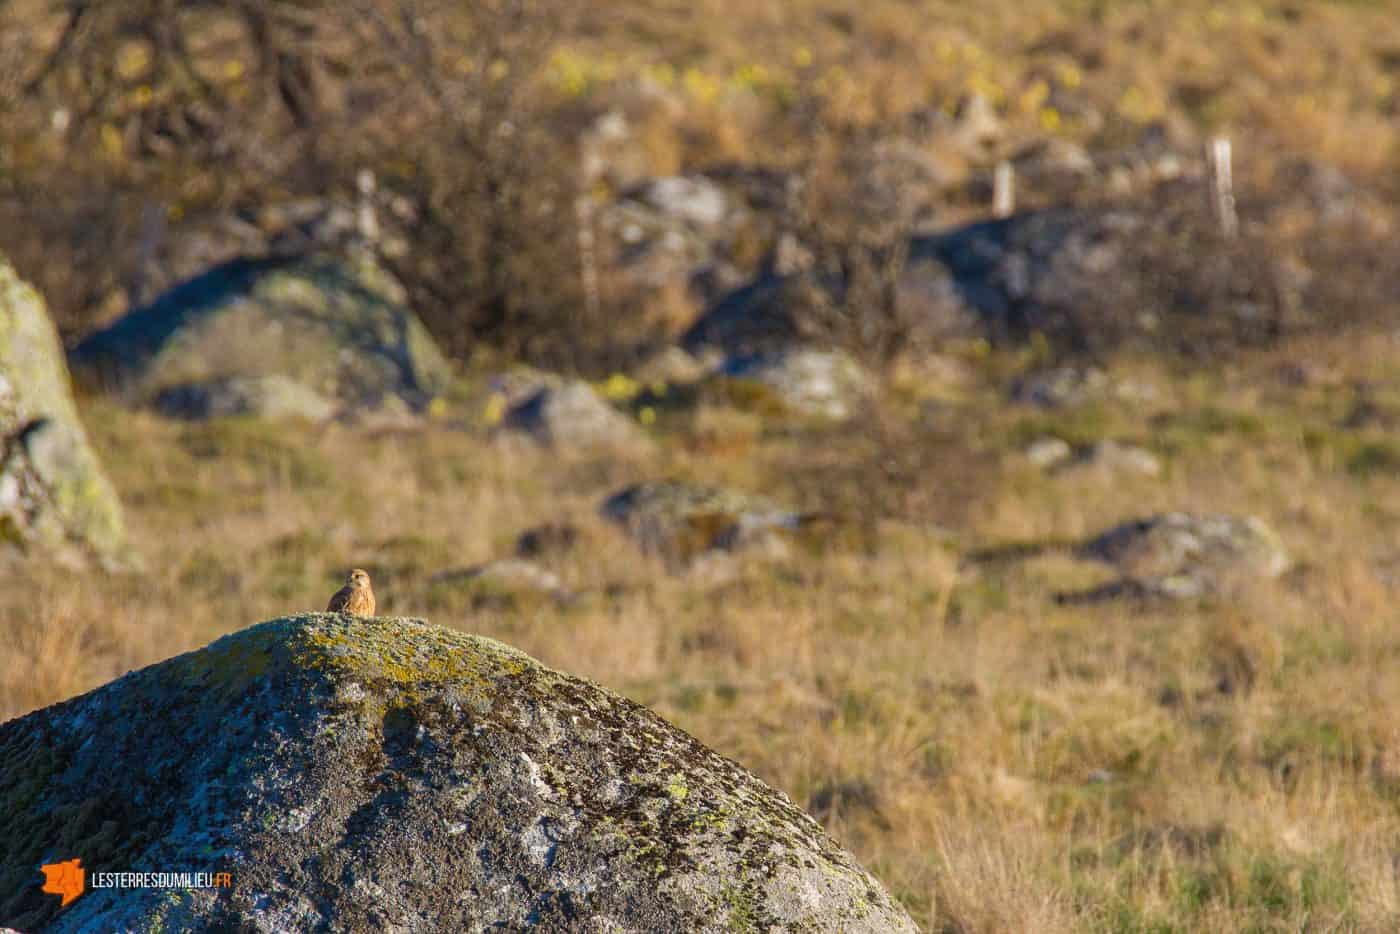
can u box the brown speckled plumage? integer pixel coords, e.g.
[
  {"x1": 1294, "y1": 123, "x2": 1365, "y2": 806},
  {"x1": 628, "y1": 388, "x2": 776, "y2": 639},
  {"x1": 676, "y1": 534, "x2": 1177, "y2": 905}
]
[{"x1": 326, "y1": 568, "x2": 376, "y2": 617}]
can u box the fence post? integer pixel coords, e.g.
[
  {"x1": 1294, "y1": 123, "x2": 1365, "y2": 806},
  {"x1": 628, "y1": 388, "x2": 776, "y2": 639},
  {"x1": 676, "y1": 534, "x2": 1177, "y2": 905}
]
[
  {"x1": 355, "y1": 169, "x2": 380, "y2": 246},
  {"x1": 993, "y1": 160, "x2": 1015, "y2": 218},
  {"x1": 1206, "y1": 137, "x2": 1237, "y2": 239}
]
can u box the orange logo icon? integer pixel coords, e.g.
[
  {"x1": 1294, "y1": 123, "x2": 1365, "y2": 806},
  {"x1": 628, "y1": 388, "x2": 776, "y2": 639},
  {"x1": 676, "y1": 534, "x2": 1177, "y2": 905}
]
[{"x1": 40, "y1": 858, "x2": 85, "y2": 907}]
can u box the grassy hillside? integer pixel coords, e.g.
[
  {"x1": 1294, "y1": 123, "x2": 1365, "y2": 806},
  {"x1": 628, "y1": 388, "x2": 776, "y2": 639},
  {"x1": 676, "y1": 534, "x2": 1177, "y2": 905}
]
[
  {"x1": 4, "y1": 2, "x2": 1400, "y2": 930},
  {"x1": 561, "y1": 0, "x2": 1400, "y2": 175},
  {"x1": 3, "y1": 0, "x2": 1398, "y2": 344},
  {"x1": 6, "y1": 332, "x2": 1400, "y2": 931}
]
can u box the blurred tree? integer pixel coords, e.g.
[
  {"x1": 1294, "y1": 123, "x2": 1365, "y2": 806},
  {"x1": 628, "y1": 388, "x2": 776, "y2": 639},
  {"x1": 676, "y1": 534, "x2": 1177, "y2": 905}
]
[
  {"x1": 0, "y1": 0, "x2": 586, "y2": 365},
  {"x1": 774, "y1": 106, "x2": 922, "y2": 373},
  {"x1": 339, "y1": 0, "x2": 586, "y2": 363}
]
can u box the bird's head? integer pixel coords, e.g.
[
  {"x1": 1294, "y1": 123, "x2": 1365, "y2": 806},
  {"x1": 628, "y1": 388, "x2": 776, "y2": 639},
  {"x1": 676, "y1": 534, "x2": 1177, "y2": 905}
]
[{"x1": 347, "y1": 568, "x2": 372, "y2": 589}]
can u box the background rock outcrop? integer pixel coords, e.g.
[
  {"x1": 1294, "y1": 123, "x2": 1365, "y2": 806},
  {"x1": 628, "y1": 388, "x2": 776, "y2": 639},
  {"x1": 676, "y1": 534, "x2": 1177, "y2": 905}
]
[
  {"x1": 601, "y1": 480, "x2": 805, "y2": 565},
  {"x1": 69, "y1": 254, "x2": 452, "y2": 416},
  {"x1": 711, "y1": 347, "x2": 873, "y2": 420},
  {"x1": 502, "y1": 380, "x2": 646, "y2": 449},
  {"x1": 1074, "y1": 512, "x2": 1291, "y2": 600},
  {"x1": 0, "y1": 257, "x2": 131, "y2": 568},
  {"x1": 0, "y1": 614, "x2": 916, "y2": 933},
  {"x1": 153, "y1": 374, "x2": 338, "y2": 422}
]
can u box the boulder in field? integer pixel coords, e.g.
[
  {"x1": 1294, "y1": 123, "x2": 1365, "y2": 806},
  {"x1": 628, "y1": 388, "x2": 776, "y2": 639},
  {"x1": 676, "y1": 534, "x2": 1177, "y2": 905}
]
[
  {"x1": 514, "y1": 521, "x2": 583, "y2": 560},
  {"x1": 1071, "y1": 440, "x2": 1163, "y2": 478},
  {"x1": 0, "y1": 615, "x2": 916, "y2": 933},
  {"x1": 602, "y1": 480, "x2": 806, "y2": 565},
  {"x1": 1011, "y1": 366, "x2": 1109, "y2": 409},
  {"x1": 69, "y1": 253, "x2": 452, "y2": 415},
  {"x1": 688, "y1": 197, "x2": 1316, "y2": 360},
  {"x1": 710, "y1": 348, "x2": 873, "y2": 420},
  {"x1": 1069, "y1": 513, "x2": 1291, "y2": 601},
  {"x1": 1025, "y1": 436, "x2": 1073, "y2": 469},
  {"x1": 153, "y1": 374, "x2": 337, "y2": 422},
  {"x1": 634, "y1": 175, "x2": 731, "y2": 229},
  {"x1": 969, "y1": 513, "x2": 1290, "y2": 604},
  {"x1": 0, "y1": 256, "x2": 132, "y2": 568},
  {"x1": 502, "y1": 381, "x2": 646, "y2": 449},
  {"x1": 484, "y1": 366, "x2": 567, "y2": 410}
]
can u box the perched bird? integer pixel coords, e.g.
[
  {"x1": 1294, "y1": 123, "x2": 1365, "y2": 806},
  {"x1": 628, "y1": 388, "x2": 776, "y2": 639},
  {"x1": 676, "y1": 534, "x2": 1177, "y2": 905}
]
[{"x1": 326, "y1": 568, "x2": 376, "y2": 617}]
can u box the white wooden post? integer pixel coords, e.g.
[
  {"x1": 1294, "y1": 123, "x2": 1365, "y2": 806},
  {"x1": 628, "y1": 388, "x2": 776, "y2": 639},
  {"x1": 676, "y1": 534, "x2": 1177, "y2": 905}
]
[
  {"x1": 356, "y1": 169, "x2": 380, "y2": 246},
  {"x1": 993, "y1": 160, "x2": 1015, "y2": 218},
  {"x1": 1206, "y1": 137, "x2": 1237, "y2": 239}
]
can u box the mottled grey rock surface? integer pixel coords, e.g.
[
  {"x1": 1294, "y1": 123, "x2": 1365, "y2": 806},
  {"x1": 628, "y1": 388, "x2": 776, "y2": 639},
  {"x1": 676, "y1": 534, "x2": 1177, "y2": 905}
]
[
  {"x1": 486, "y1": 367, "x2": 567, "y2": 409},
  {"x1": 70, "y1": 253, "x2": 451, "y2": 414},
  {"x1": 0, "y1": 256, "x2": 132, "y2": 568},
  {"x1": 713, "y1": 348, "x2": 873, "y2": 420},
  {"x1": 970, "y1": 513, "x2": 1290, "y2": 605},
  {"x1": 0, "y1": 615, "x2": 915, "y2": 933},
  {"x1": 503, "y1": 381, "x2": 645, "y2": 449},
  {"x1": 1010, "y1": 366, "x2": 1109, "y2": 409},
  {"x1": 602, "y1": 480, "x2": 804, "y2": 565},
  {"x1": 1074, "y1": 513, "x2": 1291, "y2": 600},
  {"x1": 635, "y1": 176, "x2": 730, "y2": 229},
  {"x1": 153, "y1": 374, "x2": 337, "y2": 422},
  {"x1": 1072, "y1": 440, "x2": 1162, "y2": 478},
  {"x1": 680, "y1": 206, "x2": 1193, "y2": 356}
]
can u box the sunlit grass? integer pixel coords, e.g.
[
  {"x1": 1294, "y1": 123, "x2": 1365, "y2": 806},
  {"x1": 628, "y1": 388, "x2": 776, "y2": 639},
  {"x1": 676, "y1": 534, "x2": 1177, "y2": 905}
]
[{"x1": 5, "y1": 330, "x2": 1400, "y2": 930}]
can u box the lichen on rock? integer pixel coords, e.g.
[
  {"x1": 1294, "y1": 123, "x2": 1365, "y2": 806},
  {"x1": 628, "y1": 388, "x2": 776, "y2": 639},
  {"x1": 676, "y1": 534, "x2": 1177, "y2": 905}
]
[
  {"x1": 711, "y1": 348, "x2": 873, "y2": 421},
  {"x1": 0, "y1": 255, "x2": 133, "y2": 568},
  {"x1": 601, "y1": 480, "x2": 805, "y2": 566},
  {"x1": 0, "y1": 614, "x2": 916, "y2": 932},
  {"x1": 1062, "y1": 513, "x2": 1291, "y2": 602},
  {"x1": 69, "y1": 253, "x2": 452, "y2": 416},
  {"x1": 502, "y1": 380, "x2": 646, "y2": 449},
  {"x1": 153, "y1": 374, "x2": 337, "y2": 422}
]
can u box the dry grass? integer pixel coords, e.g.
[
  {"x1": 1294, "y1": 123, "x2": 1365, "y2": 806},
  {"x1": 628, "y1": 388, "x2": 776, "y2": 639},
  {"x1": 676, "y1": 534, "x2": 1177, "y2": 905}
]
[
  {"x1": 5, "y1": 330, "x2": 1400, "y2": 931},
  {"x1": 569, "y1": 0, "x2": 1400, "y2": 181},
  {"x1": 3, "y1": 5, "x2": 1399, "y2": 928},
  {"x1": 7, "y1": 0, "x2": 1399, "y2": 349}
]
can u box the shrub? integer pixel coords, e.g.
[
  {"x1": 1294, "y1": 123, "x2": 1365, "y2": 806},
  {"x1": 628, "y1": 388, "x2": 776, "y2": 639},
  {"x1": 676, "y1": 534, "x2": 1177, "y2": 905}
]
[{"x1": 0, "y1": 0, "x2": 592, "y2": 365}]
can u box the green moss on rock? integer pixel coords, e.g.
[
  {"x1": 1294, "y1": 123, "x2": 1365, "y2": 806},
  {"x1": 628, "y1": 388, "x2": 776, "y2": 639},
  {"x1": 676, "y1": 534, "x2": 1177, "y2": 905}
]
[
  {"x1": 0, "y1": 255, "x2": 133, "y2": 567},
  {"x1": 69, "y1": 253, "x2": 452, "y2": 415}
]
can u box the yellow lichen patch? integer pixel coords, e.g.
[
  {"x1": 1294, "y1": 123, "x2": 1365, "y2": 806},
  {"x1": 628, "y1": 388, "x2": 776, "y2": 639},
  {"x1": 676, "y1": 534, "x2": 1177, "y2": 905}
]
[
  {"x1": 482, "y1": 393, "x2": 508, "y2": 426},
  {"x1": 667, "y1": 774, "x2": 689, "y2": 802},
  {"x1": 286, "y1": 615, "x2": 536, "y2": 701},
  {"x1": 710, "y1": 377, "x2": 787, "y2": 417},
  {"x1": 149, "y1": 615, "x2": 544, "y2": 716},
  {"x1": 598, "y1": 372, "x2": 643, "y2": 403}
]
